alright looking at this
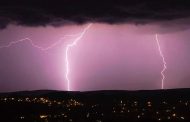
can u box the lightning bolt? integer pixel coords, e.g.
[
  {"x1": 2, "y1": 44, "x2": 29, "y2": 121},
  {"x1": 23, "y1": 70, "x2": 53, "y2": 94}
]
[
  {"x1": 0, "y1": 24, "x2": 92, "y2": 91},
  {"x1": 155, "y1": 34, "x2": 167, "y2": 89},
  {"x1": 0, "y1": 34, "x2": 80, "y2": 51},
  {"x1": 65, "y1": 24, "x2": 92, "y2": 91}
]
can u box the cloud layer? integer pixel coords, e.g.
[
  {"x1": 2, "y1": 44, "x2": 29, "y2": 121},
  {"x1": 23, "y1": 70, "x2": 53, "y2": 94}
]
[{"x1": 0, "y1": 0, "x2": 190, "y2": 28}]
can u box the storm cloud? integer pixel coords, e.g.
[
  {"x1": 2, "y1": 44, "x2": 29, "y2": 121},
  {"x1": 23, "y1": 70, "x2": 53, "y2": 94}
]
[{"x1": 0, "y1": 0, "x2": 190, "y2": 28}]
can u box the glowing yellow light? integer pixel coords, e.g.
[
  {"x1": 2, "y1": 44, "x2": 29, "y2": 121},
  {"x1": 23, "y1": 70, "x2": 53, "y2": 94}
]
[
  {"x1": 172, "y1": 113, "x2": 176, "y2": 117},
  {"x1": 40, "y1": 115, "x2": 48, "y2": 119}
]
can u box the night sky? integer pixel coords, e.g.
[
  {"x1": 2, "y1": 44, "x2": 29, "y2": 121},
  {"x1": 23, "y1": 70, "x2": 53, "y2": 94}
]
[{"x1": 0, "y1": 0, "x2": 190, "y2": 92}]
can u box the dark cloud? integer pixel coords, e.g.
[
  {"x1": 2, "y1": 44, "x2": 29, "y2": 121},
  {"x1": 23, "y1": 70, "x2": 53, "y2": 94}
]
[{"x1": 0, "y1": 0, "x2": 190, "y2": 28}]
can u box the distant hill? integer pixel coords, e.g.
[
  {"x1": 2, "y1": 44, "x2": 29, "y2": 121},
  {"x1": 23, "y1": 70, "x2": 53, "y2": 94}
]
[{"x1": 1, "y1": 88, "x2": 190, "y2": 101}]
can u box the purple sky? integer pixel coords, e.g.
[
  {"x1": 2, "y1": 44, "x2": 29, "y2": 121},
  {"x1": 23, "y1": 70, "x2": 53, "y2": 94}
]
[{"x1": 0, "y1": 23, "x2": 190, "y2": 92}]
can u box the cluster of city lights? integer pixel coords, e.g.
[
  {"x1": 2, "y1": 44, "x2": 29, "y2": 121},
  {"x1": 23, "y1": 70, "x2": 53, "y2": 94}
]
[{"x1": 0, "y1": 97, "x2": 189, "y2": 121}]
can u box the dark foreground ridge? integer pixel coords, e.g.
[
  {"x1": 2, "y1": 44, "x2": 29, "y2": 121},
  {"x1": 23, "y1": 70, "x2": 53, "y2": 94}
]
[{"x1": 1, "y1": 88, "x2": 190, "y2": 122}]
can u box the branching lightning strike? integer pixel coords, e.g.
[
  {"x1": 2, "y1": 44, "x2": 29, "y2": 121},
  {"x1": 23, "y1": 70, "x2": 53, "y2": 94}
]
[
  {"x1": 0, "y1": 24, "x2": 92, "y2": 91},
  {"x1": 65, "y1": 24, "x2": 92, "y2": 91},
  {"x1": 155, "y1": 34, "x2": 167, "y2": 89},
  {"x1": 0, "y1": 34, "x2": 80, "y2": 50}
]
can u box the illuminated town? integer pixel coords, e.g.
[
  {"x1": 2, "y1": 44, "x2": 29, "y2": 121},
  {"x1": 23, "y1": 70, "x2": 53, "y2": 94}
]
[{"x1": 0, "y1": 89, "x2": 190, "y2": 122}]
